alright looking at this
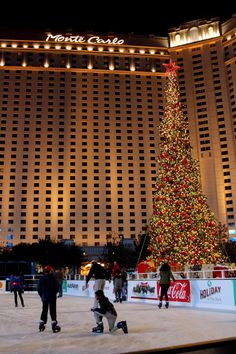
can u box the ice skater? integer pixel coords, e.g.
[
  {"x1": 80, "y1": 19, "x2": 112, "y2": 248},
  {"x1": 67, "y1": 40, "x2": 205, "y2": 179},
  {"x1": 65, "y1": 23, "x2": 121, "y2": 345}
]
[
  {"x1": 113, "y1": 270, "x2": 123, "y2": 303},
  {"x1": 85, "y1": 260, "x2": 106, "y2": 308},
  {"x1": 10, "y1": 271, "x2": 25, "y2": 307},
  {"x1": 91, "y1": 289, "x2": 128, "y2": 334},
  {"x1": 158, "y1": 261, "x2": 176, "y2": 309},
  {"x1": 38, "y1": 265, "x2": 61, "y2": 333}
]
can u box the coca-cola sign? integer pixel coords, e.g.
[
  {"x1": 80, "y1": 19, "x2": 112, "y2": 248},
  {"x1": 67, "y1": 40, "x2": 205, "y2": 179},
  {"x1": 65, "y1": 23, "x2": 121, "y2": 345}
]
[{"x1": 157, "y1": 280, "x2": 191, "y2": 302}]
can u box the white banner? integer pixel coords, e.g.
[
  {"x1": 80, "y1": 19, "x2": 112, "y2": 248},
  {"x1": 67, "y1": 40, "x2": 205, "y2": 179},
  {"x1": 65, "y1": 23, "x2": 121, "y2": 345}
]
[
  {"x1": 191, "y1": 279, "x2": 235, "y2": 309},
  {"x1": 128, "y1": 280, "x2": 157, "y2": 304}
]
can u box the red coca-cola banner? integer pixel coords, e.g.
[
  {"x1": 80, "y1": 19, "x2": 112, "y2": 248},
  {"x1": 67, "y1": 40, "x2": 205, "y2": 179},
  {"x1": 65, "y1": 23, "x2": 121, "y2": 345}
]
[{"x1": 157, "y1": 280, "x2": 191, "y2": 302}]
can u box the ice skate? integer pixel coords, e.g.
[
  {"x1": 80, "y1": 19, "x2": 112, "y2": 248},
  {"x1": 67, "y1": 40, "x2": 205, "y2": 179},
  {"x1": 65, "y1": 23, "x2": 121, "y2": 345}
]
[
  {"x1": 158, "y1": 302, "x2": 162, "y2": 309},
  {"x1": 165, "y1": 302, "x2": 169, "y2": 309},
  {"x1": 51, "y1": 321, "x2": 61, "y2": 333},
  {"x1": 117, "y1": 321, "x2": 128, "y2": 334},
  {"x1": 92, "y1": 322, "x2": 104, "y2": 334},
  {"x1": 39, "y1": 321, "x2": 45, "y2": 332}
]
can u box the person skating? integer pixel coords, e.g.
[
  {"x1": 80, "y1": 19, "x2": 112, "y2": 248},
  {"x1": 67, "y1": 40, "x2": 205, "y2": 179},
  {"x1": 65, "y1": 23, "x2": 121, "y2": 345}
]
[
  {"x1": 54, "y1": 268, "x2": 64, "y2": 298},
  {"x1": 10, "y1": 271, "x2": 25, "y2": 307},
  {"x1": 85, "y1": 260, "x2": 106, "y2": 308},
  {"x1": 91, "y1": 289, "x2": 128, "y2": 334},
  {"x1": 113, "y1": 270, "x2": 123, "y2": 303},
  {"x1": 158, "y1": 261, "x2": 176, "y2": 309},
  {"x1": 37, "y1": 265, "x2": 61, "y2": 333}
]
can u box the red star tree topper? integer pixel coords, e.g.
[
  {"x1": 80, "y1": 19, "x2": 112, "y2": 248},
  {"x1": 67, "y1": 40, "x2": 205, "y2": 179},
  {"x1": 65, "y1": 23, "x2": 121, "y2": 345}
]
[{"x1": 148, "y1": 60, "x2": 227, "y2": 267}]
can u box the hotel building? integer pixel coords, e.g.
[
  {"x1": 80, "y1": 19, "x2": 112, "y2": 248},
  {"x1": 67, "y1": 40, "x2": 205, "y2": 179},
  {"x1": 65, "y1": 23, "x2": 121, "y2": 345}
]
[{"x1": 0, "y1": 14, "x2": 236, "y2": 247}]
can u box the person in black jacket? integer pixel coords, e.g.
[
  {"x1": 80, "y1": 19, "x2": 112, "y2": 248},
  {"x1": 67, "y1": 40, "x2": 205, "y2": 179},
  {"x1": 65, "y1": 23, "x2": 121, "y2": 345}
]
[
  {"x1": 38, "y1": 265, "x2": 61, "y2": 333},
  {"x1": 85, "y1": 260, "x2": 106, "y2": 308},
  {"x1": 91, "y1": 290, "x2": 128, "y2": 334}
]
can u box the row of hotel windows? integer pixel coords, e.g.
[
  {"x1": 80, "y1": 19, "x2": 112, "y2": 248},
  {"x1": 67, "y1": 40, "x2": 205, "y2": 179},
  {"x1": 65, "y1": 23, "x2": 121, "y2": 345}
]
[{"x1": 1, "y1": 52, "x2": 166, "y2": 72}]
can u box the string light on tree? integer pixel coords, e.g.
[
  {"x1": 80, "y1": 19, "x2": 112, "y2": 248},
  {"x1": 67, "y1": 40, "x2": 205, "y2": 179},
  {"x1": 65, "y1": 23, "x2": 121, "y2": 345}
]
[{"x1": 148, "y1": 59, "x2": 227, "y2": 267}]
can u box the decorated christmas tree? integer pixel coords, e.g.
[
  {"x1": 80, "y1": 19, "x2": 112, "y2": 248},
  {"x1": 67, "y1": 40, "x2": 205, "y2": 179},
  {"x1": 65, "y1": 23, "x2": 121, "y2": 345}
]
[{"x1": 148, "y1": 59, "x2": 226, "y2": 267}]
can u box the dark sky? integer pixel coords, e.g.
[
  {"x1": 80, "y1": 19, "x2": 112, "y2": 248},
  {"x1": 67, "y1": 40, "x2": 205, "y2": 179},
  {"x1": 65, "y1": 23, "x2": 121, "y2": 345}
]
[{"x1": 2, "y1": 1, "x2": 236, "y2": 36}]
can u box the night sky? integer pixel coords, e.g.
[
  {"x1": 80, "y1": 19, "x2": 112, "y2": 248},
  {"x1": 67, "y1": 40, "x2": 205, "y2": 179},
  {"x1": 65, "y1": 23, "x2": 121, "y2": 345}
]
[{"x1": 1, "y1": 1, "x2": 236, "y2": 36}]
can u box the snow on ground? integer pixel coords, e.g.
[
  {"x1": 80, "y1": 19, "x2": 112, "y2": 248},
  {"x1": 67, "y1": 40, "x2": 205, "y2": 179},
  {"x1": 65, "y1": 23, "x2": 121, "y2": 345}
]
[{"x1": 1, "y1": 293, "x2": 236, "y2": 354}]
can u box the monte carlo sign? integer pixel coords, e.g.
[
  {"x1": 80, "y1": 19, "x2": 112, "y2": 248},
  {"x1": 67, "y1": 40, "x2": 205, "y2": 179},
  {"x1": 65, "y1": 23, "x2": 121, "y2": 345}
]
[{"x1": 46, "y1": 34, "x2": 125, "y2": 45}]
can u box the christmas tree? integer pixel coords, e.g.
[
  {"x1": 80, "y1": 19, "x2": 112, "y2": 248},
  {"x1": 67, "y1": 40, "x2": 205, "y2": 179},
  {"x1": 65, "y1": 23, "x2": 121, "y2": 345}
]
[{"x1": 148, "y1": 59, "x2": 226, "y2": 267}]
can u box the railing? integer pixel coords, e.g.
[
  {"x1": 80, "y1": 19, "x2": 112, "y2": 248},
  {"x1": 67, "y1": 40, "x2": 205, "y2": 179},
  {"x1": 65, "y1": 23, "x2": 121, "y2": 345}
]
[
  {"x1": 128, "y1": 269, "x2": 236, "y2": 280},
  {"x1": 65, "y1": 268, "x2": 236, "y2": 281},
  {"x1": 3, "y1": 268, "x2": 236, "y2": 289}
]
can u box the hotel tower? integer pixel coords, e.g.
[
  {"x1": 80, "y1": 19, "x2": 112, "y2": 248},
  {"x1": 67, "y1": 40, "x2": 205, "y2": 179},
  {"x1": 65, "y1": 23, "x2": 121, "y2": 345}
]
[{"x1": 0, "y1": 14, "x2": 236, "y2": 247}]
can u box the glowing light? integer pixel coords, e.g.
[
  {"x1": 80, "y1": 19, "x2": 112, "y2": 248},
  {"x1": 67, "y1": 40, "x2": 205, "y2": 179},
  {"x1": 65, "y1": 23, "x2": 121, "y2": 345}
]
[
  {"x1": 109, "y1": 63, "x2": 114, "y2": 70},
  {"x1": 87, "y1": 63, "x2": 93, "y2": 69},
  {"x1": 130, "y1": 64, "x2": 135, "y2": 71},
  {"x1": 149, "y1": 49, "x2": 155, "y2": 55},
  {"x1": 0, "y1": 60, "x2": 5, "y2": 66},
  {"x1": 139, "y1": 49, "x2": 145, "y2": 54},
  {"x1": 108, "y1": 47, "x2": 114, "y2": 52},
  {"x1": 44, "y1": 61, "x2": 49, "y2": 68},
  {"x1": 98, "y1": 47, "x2": 104, "y2": 51},
  {"x1": 1, "y1": 43, "x2": 7, "y2": 48},
  {"x1": 227, "y1": 35, "x2": 231, "y2": 41},
  {"x1": 44, "y1": 44, "x2": 50, "y2": 49},
  {"x1": 55, "y1": 45, "x2": 61, "y2": 50},
  {"x1": 12, "y1": 43, "x2": 18, "y2": 48},
  {"x1": 175, "y1": 34, "x2": 181, "y2": 43},
  {"x1": 66, "y1": 62, "x2": 71, "y2": 68},
  {"x1": 129, "y1": 48, "x2": 135, "y2": 53},
  {"x1": 66, "y1": 45, "x2": 72, "y2": 50},
  {"x1": 33, "y1": 44, "x2": 40, "y2": 49},
  {"x1": 22, "y1": 61, "x2": 27, "y2": 67},
  {"x1": 119, "y1": 48, "x2": 124, "y2": 53},
  {"x1": 77, "y1": 46, "x2": 82, "y2": 50},
  {"x1": 23, "y1": 44, "x2": 28, "y2": 48},
  {"x1": 87, "y1": 46, "x2": 93, "y2": 51}
]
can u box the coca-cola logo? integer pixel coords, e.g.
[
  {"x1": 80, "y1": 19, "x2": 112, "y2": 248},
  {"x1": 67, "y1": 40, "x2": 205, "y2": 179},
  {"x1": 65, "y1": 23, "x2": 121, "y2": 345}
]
[
  {"x1": 169, "y1": 282, "x2": 189, "y2": 301},
  {"x1": 157, "y1": 280, "x2": 190, "y2": 302}
]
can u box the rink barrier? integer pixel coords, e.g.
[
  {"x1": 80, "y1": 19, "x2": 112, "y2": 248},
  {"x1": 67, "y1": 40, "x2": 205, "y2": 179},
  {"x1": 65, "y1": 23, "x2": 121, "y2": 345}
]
[
  {"x1": 2, "y1": 273, "x2": 236, "y2": 312},
  {"x1": 59, "y1": 277, "x2": 236, "y2": 311}
]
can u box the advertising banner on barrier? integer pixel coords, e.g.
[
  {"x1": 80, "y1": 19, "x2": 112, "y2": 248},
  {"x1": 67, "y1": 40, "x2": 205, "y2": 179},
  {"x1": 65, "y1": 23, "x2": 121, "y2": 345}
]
[
  {"x1": 129, "y1": 280, "x2": 157, "y2": 303},
  {"x1": 63, "y1": 280, "x2": 115, "y2": 299},
  {"x1": 157, "y1": 280, "x2": 191, "y2": 303},
  {"x1": 191, "y1": 279, "x2": 235, "y2": 309},
  {"x1": 0, "y1": 280, "x2": 6, "y2": 293},
  {"x1": 64, "y1": 280, "x2": 89, "y2": 297}
]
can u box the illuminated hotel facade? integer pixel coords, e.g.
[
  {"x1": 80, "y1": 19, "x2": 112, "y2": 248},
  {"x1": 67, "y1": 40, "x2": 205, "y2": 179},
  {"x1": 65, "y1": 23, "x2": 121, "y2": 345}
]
[{"x1": 0, "y1": 14, "x2": 236, "y2": 247}]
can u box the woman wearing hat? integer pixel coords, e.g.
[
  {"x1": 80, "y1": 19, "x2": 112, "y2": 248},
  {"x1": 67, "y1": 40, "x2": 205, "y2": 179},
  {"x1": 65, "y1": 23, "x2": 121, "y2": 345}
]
[{"x1": 37, "y1": 265, "x2": 61, "y2": 333}]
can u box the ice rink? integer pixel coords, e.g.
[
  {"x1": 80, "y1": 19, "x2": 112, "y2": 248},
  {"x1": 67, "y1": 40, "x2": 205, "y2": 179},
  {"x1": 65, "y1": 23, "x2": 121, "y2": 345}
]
[{"x1": 1, "y1": 293, "x2": 236, "y2": 354}]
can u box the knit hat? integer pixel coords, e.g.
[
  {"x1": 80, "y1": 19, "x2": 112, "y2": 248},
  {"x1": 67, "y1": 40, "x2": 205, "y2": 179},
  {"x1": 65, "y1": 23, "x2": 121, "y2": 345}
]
[{"x1": 44, "y1": 265, "x2": 53, "y2": 273}]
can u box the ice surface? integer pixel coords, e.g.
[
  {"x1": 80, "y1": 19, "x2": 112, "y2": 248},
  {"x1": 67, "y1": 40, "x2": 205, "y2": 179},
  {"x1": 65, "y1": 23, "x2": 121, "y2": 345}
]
[{"x1": 1, "y1": 293, "x2": 236, "y2": 354}]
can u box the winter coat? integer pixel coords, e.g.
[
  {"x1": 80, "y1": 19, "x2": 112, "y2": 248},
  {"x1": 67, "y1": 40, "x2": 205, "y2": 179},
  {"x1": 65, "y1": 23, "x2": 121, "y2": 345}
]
[
  {"x1": 113, "y1": 274, "x2": 123, "y2": 290},
  {"x1": 159, "y1": 270, "x2": 175, "y2": 285},
  {"x1": 38, "y1": 273, "x2": 59, "y2": 302},
  {"x1": 94, "y1": 295, "x2": 117, "y2": 316},
  {"x1": 10, "y1": 275, "x2": 24, "y2": 292},
  {"x1": 86, "y1": 263, "x2": 106, "y2": 283}
]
